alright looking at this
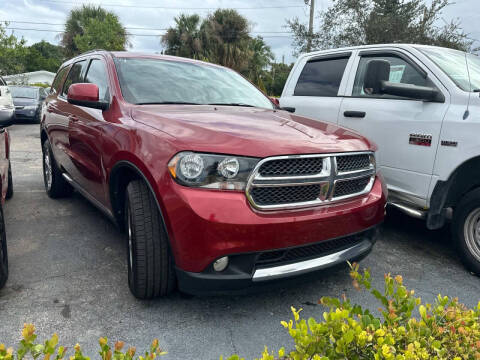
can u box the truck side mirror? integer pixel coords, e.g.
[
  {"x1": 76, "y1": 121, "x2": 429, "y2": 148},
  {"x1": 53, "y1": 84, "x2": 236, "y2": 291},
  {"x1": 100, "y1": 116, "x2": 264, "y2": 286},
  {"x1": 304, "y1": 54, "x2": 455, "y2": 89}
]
[{"x1": 364, "y1": 59, "x2": 390, "y2": 95}]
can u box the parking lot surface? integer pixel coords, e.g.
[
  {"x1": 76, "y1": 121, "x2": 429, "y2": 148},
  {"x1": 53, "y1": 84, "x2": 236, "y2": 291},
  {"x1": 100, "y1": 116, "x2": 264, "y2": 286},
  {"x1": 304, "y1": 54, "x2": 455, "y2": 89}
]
[{"x1": 1, "y1": 124, "x2": 479, "y2": 359}]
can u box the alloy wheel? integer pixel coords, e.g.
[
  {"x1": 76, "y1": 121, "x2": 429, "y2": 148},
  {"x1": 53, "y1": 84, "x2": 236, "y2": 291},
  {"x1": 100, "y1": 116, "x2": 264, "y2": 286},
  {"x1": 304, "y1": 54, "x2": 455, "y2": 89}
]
[{"x1": 463, "y1": 208, "x2": 480, "y2": 262}]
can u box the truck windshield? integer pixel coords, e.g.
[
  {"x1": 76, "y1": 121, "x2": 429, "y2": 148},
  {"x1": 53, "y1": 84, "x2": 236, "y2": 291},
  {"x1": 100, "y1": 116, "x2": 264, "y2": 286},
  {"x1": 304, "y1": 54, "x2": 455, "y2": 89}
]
[
  {"x1": 113, "y1": 57, "x2": 274, "y2": 109},
  {"x1": 419, "y1": 47, "x2": 480, "y2": 91}
]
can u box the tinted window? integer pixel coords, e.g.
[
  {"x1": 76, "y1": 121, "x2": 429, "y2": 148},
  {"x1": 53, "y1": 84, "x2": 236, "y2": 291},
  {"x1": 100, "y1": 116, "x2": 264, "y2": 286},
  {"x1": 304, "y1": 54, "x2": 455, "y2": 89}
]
[
  {"x1": 113, "y1": 58, "x2": 274, "y2": 109},
  {"x1": 353, "y1": 55, "x2": 429, "y2": 97},
  {"x1": 294, "y1": 57, "x2": 349, "y2": 97},
  {"x1": 51, "y1": 67, "x2": 69, "y2": 94},
  {"x1": 85, "y1": 59, "x2": 109, "y2": 101},
  {"x1": 62, "y1": 61, "x2": 87, "y2": 97}
]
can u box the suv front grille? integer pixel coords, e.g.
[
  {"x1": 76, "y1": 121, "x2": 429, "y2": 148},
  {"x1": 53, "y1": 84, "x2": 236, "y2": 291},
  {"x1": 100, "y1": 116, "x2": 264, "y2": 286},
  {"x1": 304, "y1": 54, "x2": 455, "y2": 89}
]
[
  {"x1": 334, "y1": 176, "x2": 371, "y2": 198},
  {"x1": 251, "y1": 184, "x2": 321, "y2": 206},
  {"x1": 336, "y1": 154, "x2": 371, "y2": 172},
  {"x1": 246, "y1": 152, "x2": 375, "y2": 210},
  {"x1": 258, "y1": 157, "x2": 323, "y2": 177},
  {"x1": 255, "y1": 230, "x2": 370, "y2": 267}
]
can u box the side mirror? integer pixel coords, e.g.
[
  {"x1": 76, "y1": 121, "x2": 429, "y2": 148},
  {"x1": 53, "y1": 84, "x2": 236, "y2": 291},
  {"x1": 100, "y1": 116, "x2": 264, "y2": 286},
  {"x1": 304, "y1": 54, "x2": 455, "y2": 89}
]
[
  {"x1": 269, "y1": 97, "x2": 280, "y2": 106},
  {"x1": 364, "y1": 59, "x2": 444, "y2": 102},
  {"x1": 67, "y1": 83, "x2": 109, "y2": 110}
]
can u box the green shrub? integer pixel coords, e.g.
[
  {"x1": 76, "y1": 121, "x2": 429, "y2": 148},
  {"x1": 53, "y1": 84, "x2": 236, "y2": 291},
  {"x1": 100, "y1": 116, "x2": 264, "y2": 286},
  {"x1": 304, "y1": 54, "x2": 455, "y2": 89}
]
[
  {"x1": 226, "y1": 263, "x2": 480, "y2": 360},
  {"x1": 0, "y1": 324, "x2": 166, "y2": 360}
]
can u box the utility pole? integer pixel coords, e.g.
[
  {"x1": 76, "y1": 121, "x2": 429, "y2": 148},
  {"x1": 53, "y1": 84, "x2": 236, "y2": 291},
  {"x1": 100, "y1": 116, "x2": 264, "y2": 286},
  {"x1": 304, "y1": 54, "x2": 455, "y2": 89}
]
[{"x1": 307, "y1": 0, "x2": 315, "y2": 52}]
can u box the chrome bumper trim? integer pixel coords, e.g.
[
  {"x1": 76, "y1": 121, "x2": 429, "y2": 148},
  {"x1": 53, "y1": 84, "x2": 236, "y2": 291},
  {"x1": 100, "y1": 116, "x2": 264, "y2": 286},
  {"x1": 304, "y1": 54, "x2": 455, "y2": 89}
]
[
  {"x1": 252, "y1": 239, "x2": 372, "y2": 282},
  {"x1": 390, "y1": 202, "x2": 426, "y2": 219}
]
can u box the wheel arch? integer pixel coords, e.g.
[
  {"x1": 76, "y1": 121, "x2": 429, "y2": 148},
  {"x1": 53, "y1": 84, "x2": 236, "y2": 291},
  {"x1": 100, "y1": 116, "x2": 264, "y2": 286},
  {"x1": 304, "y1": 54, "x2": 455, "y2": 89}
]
[
  {"x1": 428, "y1": 155, "x2": 480, "y2": 229},
  {"x1": 108, "y1": 159, "x2": 170, "y2": 236}
]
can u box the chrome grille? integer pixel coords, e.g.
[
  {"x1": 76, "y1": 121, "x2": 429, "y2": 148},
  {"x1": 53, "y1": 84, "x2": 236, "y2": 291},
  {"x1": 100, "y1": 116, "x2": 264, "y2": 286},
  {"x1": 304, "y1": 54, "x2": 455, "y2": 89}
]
[
  {"x1": 246, "y1": 152, "x2": 375, "y2": 210},
  {"x1": 251, "y1": 184, "x2": 321, "y2": 205},
  {"x1": 258, "y1": 157, "x2": 323, "y2": 177},
  {"x1": 336, "y1": 154, "x2": 371, "y2": 173},
  {"x1": 333, "y1": 176, "x2": 371, "y2": 198}
]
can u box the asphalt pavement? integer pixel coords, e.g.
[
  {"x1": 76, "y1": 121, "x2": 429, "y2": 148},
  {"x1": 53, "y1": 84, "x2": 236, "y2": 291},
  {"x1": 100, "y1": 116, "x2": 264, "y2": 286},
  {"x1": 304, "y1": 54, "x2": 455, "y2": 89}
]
[{"x1": 0, "y1": 124, "x2": 479, "y2": 359}]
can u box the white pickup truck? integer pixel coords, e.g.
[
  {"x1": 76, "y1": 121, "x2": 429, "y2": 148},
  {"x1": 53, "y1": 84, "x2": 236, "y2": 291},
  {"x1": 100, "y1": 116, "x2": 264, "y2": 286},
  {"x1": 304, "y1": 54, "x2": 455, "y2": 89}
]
[{"x1": 280, "y1": 44, "x2": 480, "y2": 274}]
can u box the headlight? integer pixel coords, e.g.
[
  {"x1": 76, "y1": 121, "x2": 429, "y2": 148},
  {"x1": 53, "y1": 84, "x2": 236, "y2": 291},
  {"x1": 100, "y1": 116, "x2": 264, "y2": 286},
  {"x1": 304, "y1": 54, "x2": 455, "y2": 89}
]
[{"x1": 168, "y1": 152, "x2": 259, "y2": 190}]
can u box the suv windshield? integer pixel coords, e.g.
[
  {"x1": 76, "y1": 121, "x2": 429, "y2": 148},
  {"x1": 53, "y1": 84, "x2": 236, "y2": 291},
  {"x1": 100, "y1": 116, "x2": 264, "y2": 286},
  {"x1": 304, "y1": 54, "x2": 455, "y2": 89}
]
[
  {"x1": 9, "y1": 87, "x2": 38, "y2": 99},
  {"x1": 114, "y1": 57, "x2": 274, "y2": 109},
  {"x1": 419, "y1": 47, "x2": 480, "y2": 91}
]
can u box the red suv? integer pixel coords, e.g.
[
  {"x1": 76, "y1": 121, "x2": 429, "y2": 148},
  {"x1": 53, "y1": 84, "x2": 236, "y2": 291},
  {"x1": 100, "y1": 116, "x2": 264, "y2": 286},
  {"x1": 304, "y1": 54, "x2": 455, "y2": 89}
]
[{"x1": 41, "y1": 51, "x2": 387, "y2": 299}]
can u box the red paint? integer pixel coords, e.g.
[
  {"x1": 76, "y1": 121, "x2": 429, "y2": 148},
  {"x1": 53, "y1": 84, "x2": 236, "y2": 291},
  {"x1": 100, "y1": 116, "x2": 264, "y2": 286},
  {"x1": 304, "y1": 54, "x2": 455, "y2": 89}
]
[
  {"x1": 42, "y1": 51, "x2": 386, "y2": 273},
  {"x1": 67, "y1": 83, "x2": 99, "y2": 102},
  {"x1": 270, "y1": 97, "x2": 280, "y2": 106}
]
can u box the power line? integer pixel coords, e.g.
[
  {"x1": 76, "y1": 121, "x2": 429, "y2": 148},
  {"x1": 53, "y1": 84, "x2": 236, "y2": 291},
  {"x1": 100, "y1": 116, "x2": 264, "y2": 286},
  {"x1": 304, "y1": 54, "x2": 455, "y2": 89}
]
[
  {"x1": 1, "y1": 20, "x2": 293, "y2": 33},
  {"x1": 4, "y1": 27, "x2": 294, "y2": 38},
  {"x1": 36, "y1": 0, "x2": 305, "y2": 10}
]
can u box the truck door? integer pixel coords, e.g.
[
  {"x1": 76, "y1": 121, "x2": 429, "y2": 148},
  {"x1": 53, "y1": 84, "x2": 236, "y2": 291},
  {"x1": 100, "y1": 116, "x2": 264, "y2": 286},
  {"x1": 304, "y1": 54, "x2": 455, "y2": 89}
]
[
  {"x1": 280, "y1": 52, "x2": 355, "y2": 124},
  {"x1": 338, "y1": 49, "x2": 449, "y2": 207}
]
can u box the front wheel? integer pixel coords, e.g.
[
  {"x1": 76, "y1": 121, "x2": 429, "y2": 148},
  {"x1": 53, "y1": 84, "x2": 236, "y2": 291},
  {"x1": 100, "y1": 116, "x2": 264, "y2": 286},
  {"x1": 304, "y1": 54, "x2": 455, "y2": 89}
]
[
  {"x1": 125, "y1": 179, "x2": 176, "y2": 299},
  {"x1": 453, "y1": 189, "x2": 480, "y2": 275},
  {"x1": 0, "y1": 204, "x2": 8, "y2": 289}
]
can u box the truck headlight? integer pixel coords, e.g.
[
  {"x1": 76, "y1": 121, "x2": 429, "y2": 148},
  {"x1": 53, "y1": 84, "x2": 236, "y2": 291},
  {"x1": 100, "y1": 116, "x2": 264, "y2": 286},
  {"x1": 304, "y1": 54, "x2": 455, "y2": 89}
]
[{"x1": 168, "y1": 152, "x2": 259, "y2": 190}]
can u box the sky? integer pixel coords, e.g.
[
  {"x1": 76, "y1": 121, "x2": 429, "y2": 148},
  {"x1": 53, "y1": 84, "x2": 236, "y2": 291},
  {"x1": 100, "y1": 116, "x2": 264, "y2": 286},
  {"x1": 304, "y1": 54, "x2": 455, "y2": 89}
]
[{"x1": 0, "y1": 0, "x2": 479, "y2": 65}]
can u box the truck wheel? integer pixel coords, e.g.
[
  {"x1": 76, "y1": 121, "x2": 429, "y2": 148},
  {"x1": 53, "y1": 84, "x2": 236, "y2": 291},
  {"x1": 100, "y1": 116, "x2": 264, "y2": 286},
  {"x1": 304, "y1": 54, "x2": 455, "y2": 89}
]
[
  {"x1": 125, "y1": 179, "x2": 175, "y2": 299},
  {"x1": 42, "y1": 140, "x2": 73, "y2": 198},
  {"x1": 453, "y1": 189, "x2": 480, "y2": 275},
  {"x1": 0, "y1": 204, "x2": 8, "y2": 289},
  {"x1": 5, "y1": 160, "x2": 13, "y2": 199}
]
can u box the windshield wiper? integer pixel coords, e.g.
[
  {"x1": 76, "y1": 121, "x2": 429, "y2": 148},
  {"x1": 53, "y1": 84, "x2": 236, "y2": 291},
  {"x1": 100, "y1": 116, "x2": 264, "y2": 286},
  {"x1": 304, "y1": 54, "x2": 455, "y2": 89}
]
[
  {"x1": 135, "y1": 101, "x2": 202, "y2": 105},
  {"x1": 207, "y1": 102, "x2": 255, "y2": 107}
]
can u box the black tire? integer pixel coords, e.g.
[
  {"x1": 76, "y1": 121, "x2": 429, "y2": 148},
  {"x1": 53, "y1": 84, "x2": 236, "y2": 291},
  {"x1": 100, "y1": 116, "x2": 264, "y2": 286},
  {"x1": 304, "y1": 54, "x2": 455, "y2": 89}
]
[
  {"x1": 42, "y1": 139, "x2": 73, "y2": 198},
  {"x1": 452, "y1": 188, "x2": 480, "y2": 275},
  {"x1": 125, "y1": 179, "x2": 176, "y2": 299},
  {"x1": 5, "y1": 160, "x2": 13, "y2": 200},
  {"x1": 0, "y1": 204, "x2": 8, "y2": 289}
]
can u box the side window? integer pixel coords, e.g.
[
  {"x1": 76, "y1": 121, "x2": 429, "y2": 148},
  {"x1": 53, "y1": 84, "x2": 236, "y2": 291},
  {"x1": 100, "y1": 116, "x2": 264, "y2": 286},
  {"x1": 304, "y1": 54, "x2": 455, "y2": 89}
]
[
  {"x1": 84, "y1": 59, "x2": 109, "y2": 101},
  {"x1": 51, "y1": 67, "x2": 68, "y2": 94},
  {"x1": 353, "y1": 55, "x2": 429, "y2": 97},
  {"x1": 294, "y1": 56, "x2": 350, "y2": 97},
  {"x1": 61, "y1": 60, "x2": 87, "y2": 97}
]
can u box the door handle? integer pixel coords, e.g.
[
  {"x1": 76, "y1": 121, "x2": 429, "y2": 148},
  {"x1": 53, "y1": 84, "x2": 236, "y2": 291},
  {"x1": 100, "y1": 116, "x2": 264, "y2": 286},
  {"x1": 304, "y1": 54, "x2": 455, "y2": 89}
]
[
  {"x1": 344, "y1": 111, "x2": 366, "y2": 118},
  {"x1": 68, "y1": 115, "x2": 79, "y2": 122}
]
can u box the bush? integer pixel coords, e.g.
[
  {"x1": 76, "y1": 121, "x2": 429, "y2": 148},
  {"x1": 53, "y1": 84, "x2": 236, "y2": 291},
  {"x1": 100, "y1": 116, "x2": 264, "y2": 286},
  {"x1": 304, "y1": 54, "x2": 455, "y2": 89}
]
[
  {"x1": 0, "y1": 324, "x2": 166, "y2": 360},
  {"x1": 226, "y1": 263, "x2": 480, "y2": 360}
]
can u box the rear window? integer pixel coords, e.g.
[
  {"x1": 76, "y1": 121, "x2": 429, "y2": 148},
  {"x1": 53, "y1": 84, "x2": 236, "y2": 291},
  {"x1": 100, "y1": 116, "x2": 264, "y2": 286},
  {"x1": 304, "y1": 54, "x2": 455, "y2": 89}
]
[{"x1": 294, "y1": 56, "x2": 350, "y2": 97}]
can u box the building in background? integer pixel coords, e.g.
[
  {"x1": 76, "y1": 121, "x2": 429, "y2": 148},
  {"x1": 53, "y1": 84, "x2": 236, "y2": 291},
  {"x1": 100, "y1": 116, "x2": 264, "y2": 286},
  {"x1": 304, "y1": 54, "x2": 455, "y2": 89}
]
[{"x1": 3, "y1": 70, "x2": 55, "y2": 86}]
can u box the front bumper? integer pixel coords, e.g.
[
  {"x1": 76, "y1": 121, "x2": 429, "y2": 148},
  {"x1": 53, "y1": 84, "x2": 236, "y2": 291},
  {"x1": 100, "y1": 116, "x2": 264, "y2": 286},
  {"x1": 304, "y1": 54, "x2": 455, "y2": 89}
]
[
  {"x1": 161, "y1": 175, "x2": 386, "y2": 290},
  {"x1": 14, "y1": 107, "x2": 38, "y2": 120},
  {"x1": 176, "y1": 226, "x2": 378, "y2": 295}
]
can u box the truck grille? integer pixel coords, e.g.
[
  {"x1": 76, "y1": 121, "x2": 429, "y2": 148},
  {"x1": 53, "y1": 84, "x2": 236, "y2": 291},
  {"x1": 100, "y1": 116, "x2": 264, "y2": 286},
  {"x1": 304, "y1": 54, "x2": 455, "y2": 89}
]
[
  {"x1": 246, "y1": 152, "x2": 375, "y2": 210},
  {"x1": 258, "y1": 157, "x2": 323, "y2": 177}
]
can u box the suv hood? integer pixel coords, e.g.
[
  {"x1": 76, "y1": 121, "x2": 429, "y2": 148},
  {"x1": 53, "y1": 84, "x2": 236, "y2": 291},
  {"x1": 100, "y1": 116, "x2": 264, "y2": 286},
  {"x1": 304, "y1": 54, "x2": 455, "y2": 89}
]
[{"x1": 131, "y1": 106, "x2": 375, "y2": 158}]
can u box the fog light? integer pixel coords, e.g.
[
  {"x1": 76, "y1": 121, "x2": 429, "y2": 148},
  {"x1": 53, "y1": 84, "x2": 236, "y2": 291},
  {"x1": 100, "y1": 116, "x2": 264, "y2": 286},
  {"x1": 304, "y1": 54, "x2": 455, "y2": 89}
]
[{"x1": 213, "y1": 256, "x2": 229, "y2": 272}]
